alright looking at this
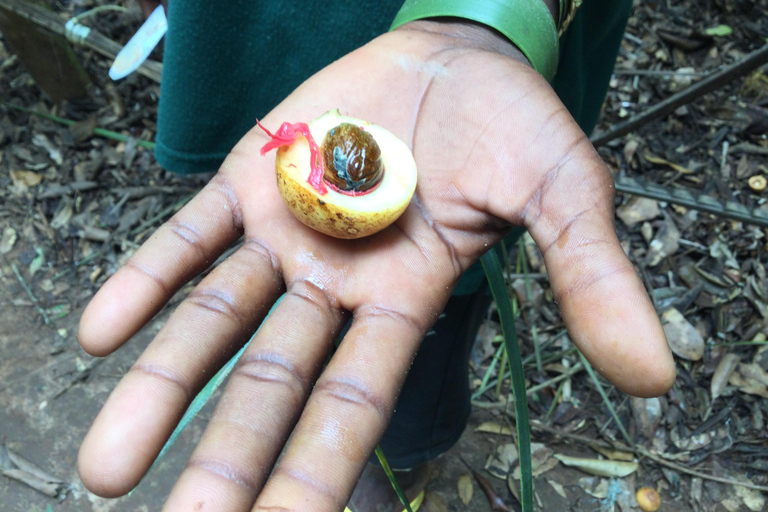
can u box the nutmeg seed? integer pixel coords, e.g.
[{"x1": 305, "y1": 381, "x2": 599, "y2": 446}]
[
  {"x1": 636, "y1": 486, "x2": 661, "y2": 512},
  {"x1": 321, "y1": 123, "x2": 383, "y2": 193}
]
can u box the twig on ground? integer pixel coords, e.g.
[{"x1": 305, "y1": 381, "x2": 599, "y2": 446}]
[
  {"x1": 527, "y1": 420, "x2": 768, "y2": 493},
  {"x1": 51, "y1": 358, "x2": 101, "y2": 399},
  {"x1": 9, "y1": 262, "x2": 50, "y2": 325},
  {"x1": 591, "y1": 43, "x2": 768, "y2": 147},
  {"x1": 130, "y1": 193, "x2": 195, "y2": 236}
]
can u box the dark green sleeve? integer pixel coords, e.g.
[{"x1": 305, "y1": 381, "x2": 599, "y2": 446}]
[{"x1": 551, "y1": 0, "x2": 633, "y2": 135}]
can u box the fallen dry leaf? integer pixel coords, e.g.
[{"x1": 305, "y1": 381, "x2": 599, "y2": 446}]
[
  {"x1": 0, "y1": 444, "x2": 66, "y2": 498},
  {"x1": 476, "y1": 422, "x2": 514, "y2": 436},
  {"x1": 592, "y1": 446, "x2": 636, "y2": 462},
  {"x1": 644, "y1": 152, "x2": 694, "y2": 174},
  {"x1": 547, "y1": 479, "x2": 568, "y2": 499},
  {"x1": 0, "y1": 227, "x2": 17, "y2": 254},
  {"x1": 485, "y1": 443, "x2": 518, "y2": 479},
  {"x1": 579, "y1": 476, "x2": 610, "y2": 498},
  {"x1": 734, "y1": 483, "x2": 766, "y2": 511},
  {"x1": 512, "y1": 443, "x2": 557, "y2": 479},
  {"x1": 421, "y1": 490, "x2": 450, "y2": 512},
  {"x1": 711, "y1": 354, "x2": 741, "y2": 401},
  {"x1": 10, "y1": 169, "x2": 43, "y2": 187},
  {"x1": 729, "y1": 363, "x2": 768, "y2": 398},
  {"x1": 670, "y1": 428, "x2": 712, "y2": 451},
  {"x1": 457, "y1": 473, "x2": 473, "y2": 505},
  {"x1": 623, "y1": 138, "x2": 641, "y2": 164},
  {"x1": 646, "y1": 215, "x2": 681, "y2": 266},
  {"x1": 554, "y1": 454, "x2": 638, "y2": 477},
  {"x1": 631, "y1": 397, "x2": 663, "y2": 439},
  {"x1": 473, "y1": 470, "x2": 511, "y2": 512},
  {"x1": 31, "y1": 133, "x2": 62, "y2": 165},
  {"x1": 661, "y1": 308, "x2": 705, "y2": 361}
]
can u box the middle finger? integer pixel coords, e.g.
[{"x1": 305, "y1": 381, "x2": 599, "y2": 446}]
[
  {"x1": 162, "y1": 279, "x2": 346, "y2": 511},
  {"x1": 253, "y1": 304, "x2": 429, "y2": 511}
]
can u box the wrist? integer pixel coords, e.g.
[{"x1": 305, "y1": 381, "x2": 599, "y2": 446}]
[
  {"x1": 389, "y1": 0, "x2": 560, "y2": 81},
  {"x1": 392, "y1": 19, "x2": 531, "y2": 67}
]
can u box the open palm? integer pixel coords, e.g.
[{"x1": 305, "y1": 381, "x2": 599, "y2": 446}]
[{"x1": 78, "y1": 22, "x2": 675, "y2": 511}]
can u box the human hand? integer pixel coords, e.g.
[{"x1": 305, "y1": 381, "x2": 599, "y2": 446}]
[{"x1": 77, "y1": 20, "x2": 676, "y2": 511}]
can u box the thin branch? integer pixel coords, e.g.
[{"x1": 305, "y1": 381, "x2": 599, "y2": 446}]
[
  {"x1": 591, "y1": 44, "x2": 768, "y2": 147},
  {"x1": 0, "y1": 0, "x2": 162, "y2": 82},
  {"x1": 528, "y1": 420, "x2": 768, "y2": 493},
  {"x1": 10, "y1": 262, "x2": 50, "y2": 325}
]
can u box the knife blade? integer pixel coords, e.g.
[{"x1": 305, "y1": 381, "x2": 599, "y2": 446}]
[{"x1": 109, "y1": 4, "x2": 167, "y2": 81}]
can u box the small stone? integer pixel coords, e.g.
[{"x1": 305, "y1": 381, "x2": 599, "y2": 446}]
[
  {"x1": 641, "y1": 222, "x2": 653, "y2": 242},
  {"x1": 617, "y1": 197, "x2": 660, "y2": 226}
]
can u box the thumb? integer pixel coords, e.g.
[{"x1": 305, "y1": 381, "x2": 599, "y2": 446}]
[{"x1": 520, "y1": 138, "x2": 675, "y2": 398}]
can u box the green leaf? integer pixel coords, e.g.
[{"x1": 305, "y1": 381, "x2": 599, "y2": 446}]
[
  {"x1": 29, "y1": 247, "x2": 44, "y2": 276},
  {"x1": 375, "y1": 446, "x2": 413, "y2": 512},
  {"x1": 481, "y1": 249, "x2": 532, "y2": 512},
  {"x1": 704, "y1": 24, "x2": 732, "y2": 36},
  {"x1": 135, "y1": 297, "x2": 285, "y2": 495},
  {"x1": 148, "y1": 340, "x2": 249, "y2": 472},
  {"x1": 578, "y1": 352, "x2": 634, "y2": 447}
]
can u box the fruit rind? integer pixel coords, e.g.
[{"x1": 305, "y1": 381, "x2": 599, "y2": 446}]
[{"x1": 275, "y1": 110, "x2": 417, "y2": 239}]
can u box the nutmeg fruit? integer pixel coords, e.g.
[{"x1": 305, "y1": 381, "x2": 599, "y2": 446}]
[
  {"x1": 635, "y1": 486, "x2": 661, "y2": 512},
  {"x1": 269, "y1": 110, "x2": 417, "y2": 239},
  {"x1": 748, "y1": 175, "x2": 767, "y2": 192}
]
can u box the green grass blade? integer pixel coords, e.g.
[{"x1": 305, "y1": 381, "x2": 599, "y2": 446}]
[
  {"x1": 519, "y1": 238, "x2": 543, "y2": 374},
  {"x1": 471, "y1": 341, "x2": 505, "y2": 400},
  {"x1": 481, "y1": 249, "x2": 532, "y2": 512},
  {"x1": 578, "y1": 351, "x2": 634, "y2": 447},
  {"x1": 1, "y1": 101, "x2": 156, "y2": 149},
  {"x1": 495, "y1": 347, "x2": 508, "y2": 398},
  {"x1": 137, "y1": 298, "x2": 284, "y2": 492},
  {"x1": 148, "y1": 339, "x2": 251, "y2": 474},
  {"x1": 374, "y1": 446, "x2": 413, "y2": 512}
]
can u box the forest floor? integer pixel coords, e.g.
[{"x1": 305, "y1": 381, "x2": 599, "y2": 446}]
[{"x1": 1, "y1": 0, "x2": 767, "y2": 511}]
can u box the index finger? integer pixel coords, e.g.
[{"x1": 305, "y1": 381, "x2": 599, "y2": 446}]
[
  {"x1": 79, "y1": 174, "x2": 244, "y2": 356},
  {"x1": 252, "y1": 304, "x2": 430, "y2": 511}
]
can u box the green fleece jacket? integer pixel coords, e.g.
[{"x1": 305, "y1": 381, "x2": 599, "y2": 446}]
[{"x1": 153, "y1": 0, "x2": 633, "y2": 293}]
